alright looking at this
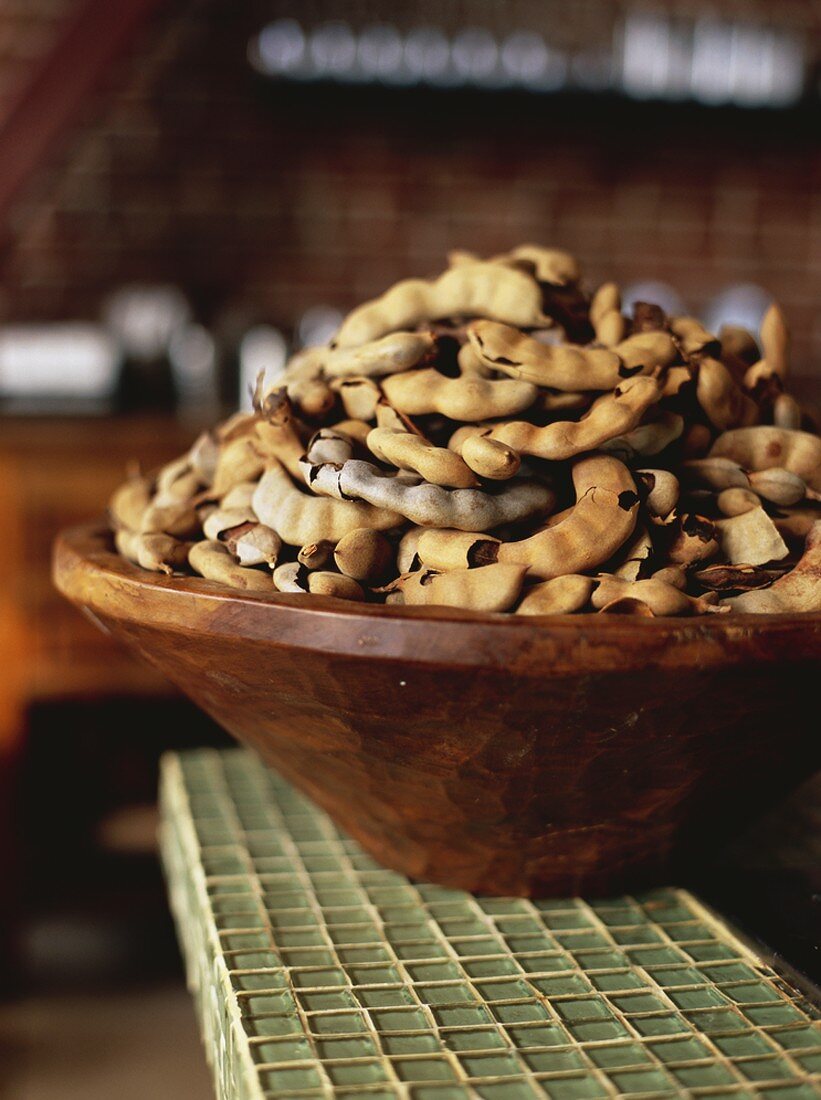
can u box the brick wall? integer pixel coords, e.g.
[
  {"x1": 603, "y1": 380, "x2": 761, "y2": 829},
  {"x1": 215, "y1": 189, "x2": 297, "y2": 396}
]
[{"x1": 0, "y1": 0, "x2": 819, "y2": 384}]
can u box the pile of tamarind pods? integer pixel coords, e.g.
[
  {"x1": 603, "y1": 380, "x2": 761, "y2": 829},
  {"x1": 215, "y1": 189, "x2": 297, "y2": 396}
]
[{"x1": 110, "y1": 245, "x2": 821, "y2": 616}]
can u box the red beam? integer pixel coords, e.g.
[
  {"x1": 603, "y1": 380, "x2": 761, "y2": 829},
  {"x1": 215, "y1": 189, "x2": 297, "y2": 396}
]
[{"x1": 0, "y1": 0, "x2": 167, "y2": 232}]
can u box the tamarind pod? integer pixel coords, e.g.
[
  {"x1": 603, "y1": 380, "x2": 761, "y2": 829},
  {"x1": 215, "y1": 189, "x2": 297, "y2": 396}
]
[
  {"x1": 636, "y1": 469, "x2": 679, "y2": 518},
  {"x1": 416, "y1": 529, "x2": 501, "y2": 572},
  {"x1": 773, "y1": 506, "x2": 821, "y2": 543},
  {"x1": 490, "y1": 244, "x2": 581, "y2": 287},
  {"x1": 719, "y1": 323, "x2": 760, "y2": 382},
  {"x1": 397, "y1": 526, "x2": 424, "y2": 573},
  {"x1": 367, "y1": 427, "x2": 478, "y2": 489},
  {"x1": 748, "y1": 467, "x2": 808, "y2": 507},
  {"x1": 304, "y1": 427, "x2": 355, "y2": 467},
  {"x1": 535, "y1": 390, "x2": 594, "y2": 415},
  {"x1": 211, "y1": 436, "x2": 266, "y2": 497},
  {"x1": 226, "y1": 524, "x2": 281, "y2": 568},
  {"x1": 388, "y1": 563, "x2": 527, "y2": 613},
  {"x1": 611, "y1": 525, "x2": 654, "y2": 581},
  {"x1": 773, "y1": 393, "x2": 802, "y2": 431},
  {"x1": 595, "y1": 309, "x2": 626, "y2": 346},
  {"x1": 155, "y1": 455, "x2": 192, "y2": 497},
  {"x1": 662, "y1": 513, "x2": 720, "y2": 565},
  {"x1": 109, "y1": 475, "x2": 152, "y2": 531},
  {"x1": 334, "y1": 529, "x2": 395, "y2": 583},
  {"x1": 670, "y1": 316, "x2": 720, "y2": 357},
  {"x1": 382, "y1": 367, "x2": 537, "y2": 421},
  {"x1": 116, "y1": 530, "x2": 191, "y2": 575},
  {"x1": 681, "y1": 457, "x2": 750, "y2": 491},
  {"x1": 188, "y1": 430, "x2": 220, "y2": 483},
  {"x1": 590, "y1": 282, "x2": 621, "y2": 327},
  {"x1": 221, "y1": 481, "x2": 258, "y2": 511},
  {"x1": 516, "y1": 575, "x2": 596, "y2": 615},
  {"x1": 593, "y1": 575, "x2": 717, "y2": 617},
  {"x1": 306, "y1": 458, "x2": 555, "y2": 532},
  {"x1": 323, "y1": 332, "x2": 435, "y2": 378},
  {"x1": 460, "y1": 434, "x2": 521, "y2": 480},
  {"x1": 140, "y1": 499, "x2": 200, "y2": 538},
  {"x1": 696, "y1": 357, "x2": 759, "y2": 430},
  {"x1": 253, "y1": 460, "x2": 402, "y2": 546},
  {"x1": 297, "y1": 541, "x2": 334, "y2": 570},
  {"x1": 467, "y1": 321, "x2": 625, "y2": 391},
  {"x1": 717, "y1": 488, "x2": 760, "y2": 517},
  {"x1": 374, "y1": 398, "x2": 421, "y2": 434},
  {"x1": 709, "y1": 427, "x2": 821, "y2": 491},
  {"x1": 760, "y1": 302, "x2": 789, "y2": 380},
  {"x1": 280, "y1": 347, "x2": 336, "y2": 419},
  {"x1": 613, "y1": 331, "x2": 679, "y2": 372},
  {"x1": 715, "y1": 507, "x2": 789, "y2": 566},
  {"x1": 652, "y1": 565, "x2": 688, "y2": 589},
  {"x1": 334, "y1": 262, "x2": 550, "y2": 348},
  {"x1": 661, "y1": 365, "x2": 694, "y2": 398},
  {"x1": 332, "y1": 419, "x2": 372, "y2": 446},
  {"x1": 188, "y1": 540, "x2": 273, "y2": 592},
  {"x1": 496, "y1": 455, "x2": 639, "y2": 580},
  {"x1": 456, "y1": 342, "x2": 493, "y2": 378},
  {"x1": 681, "y1": 422, "x2": 713, "y2": 459},
  {"x1": 273, "y1": 562, "x2": 308, "y2": 593},
  {"x1": 598, "y1": 411, "x2": 685, "y2": 462},
  {"x1": 485, "y1": 376, "x2": 662, "y2": 461},
  {"x1": 254, "y1": 393, "x2": 309, "y2": 481},
  {"x1": 724, "y1": 521, "x2": 821, "y2": 612},
  {"x1": 306, "y1": 572, "x2": 365, "y2": 601},
  {"x1": 331, "y1": 376, "x2": 381, "y2": 421},
  {"x1": 202, "y1": 507, "x2": 256, "y2": 541},
  {"x1": 631, "y1": 302, "x2": 667, "y2": 334}
]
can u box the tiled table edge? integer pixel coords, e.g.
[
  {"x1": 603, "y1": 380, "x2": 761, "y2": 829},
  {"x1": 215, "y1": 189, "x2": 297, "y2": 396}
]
[{"x1": 159, "y1": 748, "x2": 821, "y2": 1100}]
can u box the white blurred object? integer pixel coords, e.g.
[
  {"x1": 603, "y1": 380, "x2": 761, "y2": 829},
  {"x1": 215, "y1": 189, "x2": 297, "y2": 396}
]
[
  {"x1": 251, "y1": 17, "x2": 307, "y2": 77},
  {"x1": 0, "y1": 324, "x2": 119, "y2": 406},
  {"x1": 297, "y1": 305, "x2": 344, "y2": 349},
  {"x1": 238, "y1": 326, "x2": 288, "y2": 412},
  {"x1": 451, "y1": 28, "x2": 500, "y2": 87},
  {"x1": 403, "y1": 27, "x2": 451, "y2": 85},
  {"x1": 500, "y1": 31, "x2": 566, "y2": 92},
  {"x1": 703, "y1": 284, "x2": 771, "y2": 337},
  {"x1": 169, "y1": 323, "x2": 220, "y2": 419},
  {"x1": 357, "y1": 24, "x2": 407, "y2": 83},
  {"x1": 309, "y1": 21, "x2": 358, "y2": 79},
  {"x1": 622, "y1": 281, "x2": 687, "y2": 317},
  {"x1": 103, "y1": 285, "x2": 191, "y2": 362}
]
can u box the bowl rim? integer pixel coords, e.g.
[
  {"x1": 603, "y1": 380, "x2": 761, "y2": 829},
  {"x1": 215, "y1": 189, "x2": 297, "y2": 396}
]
[{"x1": 53, "y1": 522, "x2": 821, "y2": 674}]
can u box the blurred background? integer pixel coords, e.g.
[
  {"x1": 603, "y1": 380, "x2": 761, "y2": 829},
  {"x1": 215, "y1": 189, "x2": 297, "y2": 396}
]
[{"x1": 1, "y1": 1, "x2": 819, "y2": 1096}]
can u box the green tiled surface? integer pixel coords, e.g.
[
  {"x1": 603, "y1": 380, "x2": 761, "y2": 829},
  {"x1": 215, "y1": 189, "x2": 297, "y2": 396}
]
[{"x1": 159, "y1": 750, "x2": 821, "y2": 1099}]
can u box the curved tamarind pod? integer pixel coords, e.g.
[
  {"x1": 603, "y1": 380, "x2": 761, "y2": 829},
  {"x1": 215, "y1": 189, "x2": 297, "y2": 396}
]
[
  {"x1": 221, "y1": 481, "x2": 258, "y2": 511},
  {"x1": 615, "y1": 331, "x2": 679, "y2": 372},
  {"x1": 670, "y1": 316, "x2": 720, "y2": 357},
  {"x1": 188, "y1": 540, "x2": 273, "y2": 592},
  {"x1": 306, "y1": 458, "x2": 554, "y2": 532},
  {"x1": 253, "y1": 460, "x2": 402, "y2": 546},
  {"x1": 115, "y1": 529, "x2": 190, "y2": 575},
  {"x1": 636, "y1": 469, "x2": 679, "y2": 518},
  {"x1": 652, "y1": 565, "x2": 688, "y2": 589},
  {"x1": 535, "y1": 390, "x2": 594, "y2": 415},
  {"x1": 696, "y1": 357, "x2": 759, "y2": 430},
  {"x1": 297, "y1": 541, "x2": 334, "y2": 570},
  {"x1": 748, "y1": 468, "x2": 811, "y2": 507},
  {"x1": 481, "y1": 375, "x2": 662, "y2": 461},
  {"x1": 494, "y1": 455, "x2": 639, "y2": 580},
  {"x1": 715, "y1": 507, "x2": 789, "y2": 566},
  {"x1": 590, "y1": 282, "x2": 621, "y2": 325},
  {"x1": 600, "y1": 412, "x2": 684, "y2": 461},
  {"x1": 367, "y1": 427, "x2": 478, "y2": 489},
  {"x1": 307, "y1": 572, "x2": 365, "y2": 601},
  {"x1": 516, "y1": 575, "x2": 596, "y2": 615},
  {"x1": 719, "y1": 324, "x2": 760, "y2": 382},
  {"x1": 226, "y1": 523, "x2": 281, "y2": 568},
  {"x1": 254, "y1": 392, "x2": 309, "y2": 480},
  {"x1": 323, "y1": 332, "x2": 435, "y2": 378},
  {"x1": 331, "y1": 376, "x2": 381, "y2": 421},
  {"x1": 611, "y1": 525, "x2": 654, "y2": 581},
  {"x1": 593, "y1": 576, "x2": 717, "y2": 617},
  {"x1": 467, "y1": 321, "x2": 626, "y2": 391},
  {"x1": 333, "y1": 418, "x2": 372, "y2": 446},
  {"x1": 457, "y1": 342, "x2": 492, "y2": 378},
  {"x1": 460, "y1": 434, "x2": 521, "y2": 480},
  {"x1": 595, "y1": 309, "x2": 626, "y2": 346},
  {"x1": 202, "y1": 507, "x2": 255, "y2": 541},
  {"x1": 724, "y1": 521, "x2": 821, "y2": 612},
  {"x1": 139, "y1": 498, "x2": 200, "y2": 539},
  {"x1": 760, "y1": 302, "x2": 789, "y2": 380},
  {"x1": 710, "y1": 427, "x2": 821, "y2": 491},
  {"x1": 387, "y1": 563, "x2": 527, "y2": 612},
  {"x1": 334, "y1": 528, "x2": 394, "y2": 583},
  {"x1": 490, "y1": 244, "x2": 581, "y2": 287},
  {"x1": 661, "y1": 365, "x2": 693, "y2": 398},
  {"x1": 773, "y1": 393, "x2": 802, "y2": 431},
  {"x1": 273, "y1": 562, "x2": 308, "y2": 593},
  {"x1": 416, "y1": 529, "x2": 501, "y2": 571},
  {"x1": 381, "y1": 367, "x2": 537, "y2": 421},
  {"x1": 154, "y1": 455, "x2": 201, "y2": 504},
  {"x1": 334, "y1": 262, "x2": 550, "y2": 348},
  {"x1": 281, "y1": 347, "x2": 336, "y2": 419},
  {"x1": 717, "y1": 488, "x2": 759, "y2": 517},
  {"x1": 397, "y1": 526, "x2": 424, "y2": 573},
  {"x1": 662, "y1": 513, "x2": 719, "y2": 565},
  {"x1": 211, "y1": 436, "x2": 266, "y2": 497},
  {"x1": 188, "y1": 430, "x2": 220, "y2": 484},
  {"x1": 109, "y1": 475, "x2": 152, "y2": 531},
  {"x1": 681, "y1": 457, "x2": 750, "y2": 491}
]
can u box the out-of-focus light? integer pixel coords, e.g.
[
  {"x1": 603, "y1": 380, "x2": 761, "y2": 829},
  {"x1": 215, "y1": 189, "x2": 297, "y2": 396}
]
[
  {"x1": 500, "y1": 31, "x2": 566, "y2": 91},
  {"x1": 357, "y1": 24, "x2": 407, "y2": 83},
  {"x1": 0, "y1": 325, "x2": 119, "y2": 400},
  {"x1": 169, "y1": 324, "x2": 219, "y2": 418},
  {"x1": 404, "y1": 26, "x2": 451, "y2": 85},
  {"x1": 451, "y1": 28, "x2": 500, "y2": 86},
  {"x1": 297, "y1": 305, "x2": 344, "y2": 349},
  {"x1": 691, "y1": 18, "x2": 736, "y2": 105},
  {"x1": 239, "y1": 326, "x2": 287, "y2": 412},
  {"x1": 620, "y1": 13, "x2": 690, "y2": 101},
  {"x1": 309, "y1": 21, "x2": 357, "y2": 79},
  {"x1": 703, "y1": 284, "x2": 771, "y2": 338},
  {"x1": 103, "y1": 285, "x2": 191, "y2": 362},
  {"x1": 253, "y1": 18, "x2": 306, "y2": 76}
]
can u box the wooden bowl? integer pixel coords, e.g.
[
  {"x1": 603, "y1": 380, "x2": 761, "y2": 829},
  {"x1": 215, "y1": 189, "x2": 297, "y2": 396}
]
[{"x1": 54, "y1": 523, "x2": 821, "y2": 896}]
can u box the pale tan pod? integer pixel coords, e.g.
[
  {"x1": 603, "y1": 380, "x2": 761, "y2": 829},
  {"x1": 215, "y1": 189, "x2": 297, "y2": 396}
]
[
  {"x1": 460, "y1": 434, "x2": 521, "y2": 480},
  {"x1": 715, "y1": 507, "x2": 789, "y2": 566},
  {"x1": 255, "y1": 393, "x2": 308, "y2": 480},
  {"x1": 140, "y1": 499, "x2": 202, "y2": 539},
  {"x1": 748, "y1": 467, "x2": 808, "y2": 507},
  {"x1": 307, "y1": 572, "x2": 365, "y2": 601},
  {"x1": 273, "y1": 561, "x2": 308, "y2": 593},
  {"x1": 652, "y1": 565, "x2": 688, "y2": 590},
  {"x1": 516, "y1": 575, "x2": 596, "y2": 615},
  {"x1": 759, "y1": 302, "x2": 789, "y2": 380},
  {"x1": 333, "y1": 418, "x2": 373, "y2": 446},
  {"x1": 600, "y1": 412, "x2": 684, "y2": 461},
  {"x1": 636, "y1": 469, "x2": 679, "y2": 518},
  {"x1": 681, "y1": 457, "x2": 750, "y2": 491},
  {"x1": 416, "y1": 529, "x2": 501, "y2": 572},
  {"x1": 334, "y1": 529, "x2": 394, "y2": 583},
  {"x1": 613, "y1": 331, "x2": 679, "y2": 372},
  {"x1": 332, "y1": 376, "x2": 381, "y2": 421},
  {"x1": 670, "y1": 316, "x2": 720, "y2": 357},
  {"x1": 382, "y1": 366, "x2": 538, "y2": 421},
  {"x1": 366, "y1": 427, "x2": 479, "y2": 489},
  {"x1": 491, "y1": 244, "x2": 581, "y2": 286},
  {"x1": 202, "y1": 507, "x2": 256, "y2": 541},
  {"x1": 227, "y1": 524, "x2": 281, "y2": 568},
  {"x1": 221, "y1": 481, "x2": 259, "y2": 512},
  {"x1": 109, "y1": 475, "x2": 152, "y2": 531},
  {"x1": 595, "y1": 309, "x2": 627, "y2": 346},
  {"x1": 390, "y1": 563, "x2": 527, "y2": 613},
  {"x1": 323, "y1": 332, "x2": 435, "y2": 378},
  {"x1": 773, "y1": 393, "x2": 802, "y2": 431},
  {"x1": 592, "y1": 576, "x2": 716, "y2": 617},
  {"x1": 188, "y1": 430, "x2": 220, "y2": 483},
  {"x1": 710, "y1": 427, "x2": 821, "y2": 491},
  {"x1": 724, "y1": 521, "x2": 821, "y2": 612},
  {"x1": 211, "y1": 436, "x2": 266, "y2": 497},
  {"x1": 611, "y1": 525, "x2": 654, "y2": 581},
  {"x1": 717, "y1": 488, "x2": 760, "y2": 517},
  {"x1": 397, "y1": 526, "x2": 424, "y2": 573},
  {"x1": 696, "y1": 357, "x2": 758, "y2": 430},
  {"x1": 188, "y1": 539, "x2": 273, "y2": 592},
  {"x1": 590, "y1": 282, "x2": 621, "y2": 326},
  {"x1": 297, "y1": 541, "x2": 334, "y2": 570}
]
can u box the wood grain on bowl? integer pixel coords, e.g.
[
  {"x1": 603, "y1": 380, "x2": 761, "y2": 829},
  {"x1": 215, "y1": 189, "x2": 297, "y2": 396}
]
[{"x1": 53, "y1": 523, "x2": 821, "y2": 896}]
